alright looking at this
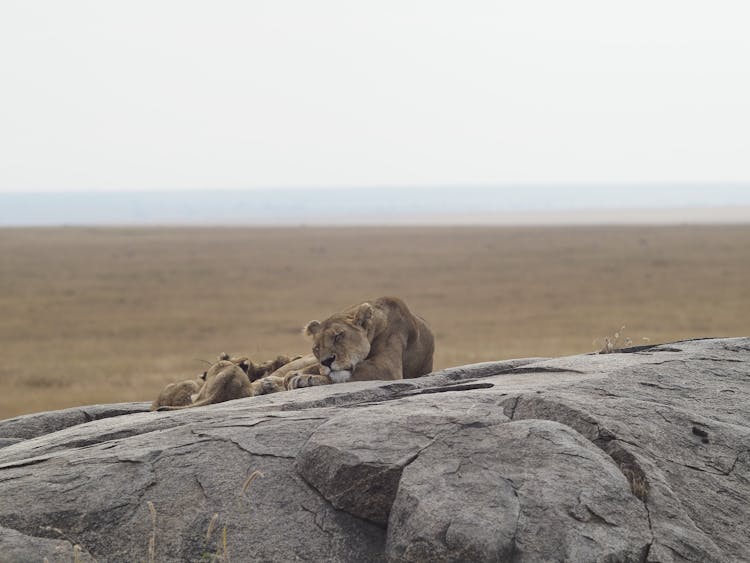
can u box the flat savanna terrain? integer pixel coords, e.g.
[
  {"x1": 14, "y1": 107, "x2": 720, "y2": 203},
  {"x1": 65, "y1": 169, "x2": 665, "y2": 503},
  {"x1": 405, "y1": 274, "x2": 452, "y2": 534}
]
[{"x1": 1, "y1": 225, "x2": 748, "y2": 418}]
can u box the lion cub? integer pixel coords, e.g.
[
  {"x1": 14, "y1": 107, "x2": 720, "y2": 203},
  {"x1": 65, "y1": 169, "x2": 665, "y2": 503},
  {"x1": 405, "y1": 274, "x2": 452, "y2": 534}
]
[
  {"x1": 150, "y1": 373, "x2": 206, "y2": 411},
  {"x1": 153, "y1": 353, "x2": 295, "y2": 410}
]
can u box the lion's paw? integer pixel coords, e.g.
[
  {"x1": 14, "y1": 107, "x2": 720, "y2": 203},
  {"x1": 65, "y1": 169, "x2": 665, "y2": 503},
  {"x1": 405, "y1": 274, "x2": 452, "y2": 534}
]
[
  {"x1": 288, "y1": 373, "x2": 330, "y2": 389},
  {"x1": 289, "y1": 374, "x2": 313, "y2": 389}
]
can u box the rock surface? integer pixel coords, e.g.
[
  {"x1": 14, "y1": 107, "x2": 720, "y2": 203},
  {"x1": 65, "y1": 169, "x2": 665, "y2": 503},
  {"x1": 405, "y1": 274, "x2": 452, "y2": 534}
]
[{"x1": 0, "y1": 338, "x2": 748, "y2": 562}]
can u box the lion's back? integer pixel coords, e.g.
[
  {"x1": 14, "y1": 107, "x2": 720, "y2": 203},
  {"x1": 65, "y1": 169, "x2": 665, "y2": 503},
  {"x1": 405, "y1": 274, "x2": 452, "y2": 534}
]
[{"x1": 373, "y1": 297, "x2": 435, "y2": 378}]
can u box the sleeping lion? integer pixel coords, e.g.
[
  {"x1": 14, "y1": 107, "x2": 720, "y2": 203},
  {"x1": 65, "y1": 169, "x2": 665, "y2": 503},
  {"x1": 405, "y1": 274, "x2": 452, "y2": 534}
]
[{"x1": 287, "y1": 296, "x2": 434, "y2": 389}]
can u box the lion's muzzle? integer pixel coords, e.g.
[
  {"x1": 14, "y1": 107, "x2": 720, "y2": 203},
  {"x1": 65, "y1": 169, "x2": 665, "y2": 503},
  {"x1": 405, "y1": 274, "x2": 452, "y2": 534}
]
[{"x1": 329, "y1": 370, "x2": 352, "y2": 383}]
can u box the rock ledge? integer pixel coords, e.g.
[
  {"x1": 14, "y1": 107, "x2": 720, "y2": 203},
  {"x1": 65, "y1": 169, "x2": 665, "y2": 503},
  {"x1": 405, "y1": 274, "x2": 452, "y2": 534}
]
[{"x1": 1, "y1": 338, "x2": 748, "y2": 562}]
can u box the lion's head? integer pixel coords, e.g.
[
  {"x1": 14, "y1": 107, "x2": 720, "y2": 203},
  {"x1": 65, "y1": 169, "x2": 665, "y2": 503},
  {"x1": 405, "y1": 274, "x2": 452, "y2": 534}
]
[
  {"x1": 205, "y1": 359, "x2": 237, "y2": 379},
  {"x1": 303, "y1": 302, "x2": 374, "y2": 383},
  {"x1": 215, "y1": 352, "x2": 293, "y2": 382}
]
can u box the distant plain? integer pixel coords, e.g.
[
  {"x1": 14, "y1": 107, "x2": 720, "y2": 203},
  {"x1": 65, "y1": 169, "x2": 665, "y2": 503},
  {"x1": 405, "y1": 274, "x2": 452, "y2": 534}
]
[{"x1": 1, "y1": 225, "x2": 748, "y2": 418}]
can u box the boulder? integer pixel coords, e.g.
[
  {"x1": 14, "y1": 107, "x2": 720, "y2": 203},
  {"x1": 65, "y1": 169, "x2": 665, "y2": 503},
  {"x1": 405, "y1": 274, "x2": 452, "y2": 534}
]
[{"x1": 0, "y1": 338, "x2": 748, "y2": 562}]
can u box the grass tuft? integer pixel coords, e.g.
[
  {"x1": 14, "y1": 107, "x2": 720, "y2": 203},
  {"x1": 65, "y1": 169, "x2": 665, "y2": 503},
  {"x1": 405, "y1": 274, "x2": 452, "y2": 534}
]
[
  {"x1": 205, "y1": 513, "x2": 219, "y2": 542},
  {"x1": 242, "y1": 470, "x2": 264, "y2": 495},
  {"x1": 147, "y1": 501, "x2": 157, "y2": 563},
  {"x1": 596, "y1": 325, "x2": 633, "y2": 354}
]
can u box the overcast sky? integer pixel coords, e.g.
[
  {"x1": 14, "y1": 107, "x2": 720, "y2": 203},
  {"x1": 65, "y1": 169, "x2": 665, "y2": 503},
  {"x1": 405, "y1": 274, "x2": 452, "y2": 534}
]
[{"x1": 1, "y1": 1, "x2": 748, "y2": 193}]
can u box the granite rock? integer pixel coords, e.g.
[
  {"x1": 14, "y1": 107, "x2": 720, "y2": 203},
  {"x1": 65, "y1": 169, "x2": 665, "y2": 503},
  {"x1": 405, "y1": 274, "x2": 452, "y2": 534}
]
[{"x1": 0, "y1": 339, "x2": 748, "y2": 562}]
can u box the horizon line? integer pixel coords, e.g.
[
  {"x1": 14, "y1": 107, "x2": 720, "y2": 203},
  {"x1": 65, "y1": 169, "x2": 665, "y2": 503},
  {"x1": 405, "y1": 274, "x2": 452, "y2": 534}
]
[
  {"x1": 2, "y1": 205, "x2": 749, "y2": 228},
  {"x1": 1, "y1": 182, "x2": 750, "y2": 195}
]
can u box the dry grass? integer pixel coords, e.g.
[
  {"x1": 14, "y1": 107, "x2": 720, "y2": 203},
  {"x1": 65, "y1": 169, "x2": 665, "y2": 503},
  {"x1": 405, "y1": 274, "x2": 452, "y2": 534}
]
[{"x1": 1, "y1": 225, "x2": 748, "y2": 418}]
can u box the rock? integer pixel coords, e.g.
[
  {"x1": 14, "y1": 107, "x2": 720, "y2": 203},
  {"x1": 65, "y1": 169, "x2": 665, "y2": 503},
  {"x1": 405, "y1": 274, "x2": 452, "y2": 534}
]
[
  {"x1": 0, "y1": 439, "x2": 23, "y2": 448},
  {"x1": 386, "y1": 420, "x2": 649, "y2": 562},
  {"x1": 295, "y1": 393, "x2": 511, "y2": 526},
  {"x1": 0, "y1": 339, "x2": 748, "y2": 562},
  {"x1": 0, "y1": 525, "x2": 96, "y2": 562},
  {"x1": 0, "y1": 402, "x2": 151, "y2": 443}
]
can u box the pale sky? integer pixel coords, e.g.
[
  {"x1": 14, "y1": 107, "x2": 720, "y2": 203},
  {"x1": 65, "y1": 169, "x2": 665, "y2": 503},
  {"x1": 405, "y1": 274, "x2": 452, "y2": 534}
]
[{"x1": 1, "y1": 1, "x2": 749, "y2": 192}]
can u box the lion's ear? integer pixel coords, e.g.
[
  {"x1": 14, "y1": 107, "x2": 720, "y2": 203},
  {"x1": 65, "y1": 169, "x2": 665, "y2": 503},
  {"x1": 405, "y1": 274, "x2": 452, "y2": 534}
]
[
  {"x1": 275, "y1": 355, "x2": 291, "y2": 369},
  {"x1": 304, "y1": 320, "x2": 322, "y2": 337},
  {"x1": 354, "y1": 302, "x2": 374, "y2": 328}
]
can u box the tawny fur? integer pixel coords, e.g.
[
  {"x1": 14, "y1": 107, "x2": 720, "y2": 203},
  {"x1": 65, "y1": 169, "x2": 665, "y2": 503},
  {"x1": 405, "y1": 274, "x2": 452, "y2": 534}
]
[
  {"x1": 218, "y1": 352, "x2": 294, "y2": 382},
  {"x1": 292, "y1": 296, "x2": 434, "y2": 389},
  {"x1": 150, "y1": 376, "x2": 205, "y2": 411},
  {"x1": 154, "y1": 353, "x2": 298, "y2": 410}
]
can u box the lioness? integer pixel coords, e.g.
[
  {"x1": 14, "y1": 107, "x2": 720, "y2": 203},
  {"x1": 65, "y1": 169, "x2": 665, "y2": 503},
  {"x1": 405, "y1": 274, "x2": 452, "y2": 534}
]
[
  {"x1": 290, "y1": 296, "x2": 434, "y2": 388},
  {"x1": 259, "y1": 354, "x2": 321, "y2": 391}
]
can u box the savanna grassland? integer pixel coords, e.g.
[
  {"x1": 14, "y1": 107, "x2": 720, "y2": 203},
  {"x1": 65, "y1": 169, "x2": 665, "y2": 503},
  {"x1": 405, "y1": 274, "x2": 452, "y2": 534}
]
[{"x1": 1, "y1": 225, "x2": 748, "y2": 418}]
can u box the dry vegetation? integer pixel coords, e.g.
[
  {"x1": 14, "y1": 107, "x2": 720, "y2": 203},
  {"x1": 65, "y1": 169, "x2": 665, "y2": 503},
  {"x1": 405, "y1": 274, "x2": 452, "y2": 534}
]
[{"x1": 1, "y1": 225, "x2": 748, "y2": 418}]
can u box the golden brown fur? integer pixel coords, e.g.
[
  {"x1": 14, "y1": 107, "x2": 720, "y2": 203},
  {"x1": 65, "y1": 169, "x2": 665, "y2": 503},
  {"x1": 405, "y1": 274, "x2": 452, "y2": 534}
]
[
  {"x1": 155, "y1": 353, "x2": 297, "y2": 410},
  {"x1": 291, "y1": 297, "x2": 434, "y2": 389},
  {"x1": 150, "y1": 375, "x2": 205, "y2": 411},
  {"x1": 218, "y1": 352, "x2": 293, "y2": 382},
  {"x1": 241, "y1": 354, "x2": 322, "y2": 395},
  {"x1": 268, "y1": 354, "x2": 320, "y2": 380},
  {"x1": 156, "y1": 359, "x2": 253, "y2": 410}
]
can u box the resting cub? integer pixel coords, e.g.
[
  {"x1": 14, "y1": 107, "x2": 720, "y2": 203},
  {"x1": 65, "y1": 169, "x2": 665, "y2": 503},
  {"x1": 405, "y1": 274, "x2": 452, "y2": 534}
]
[
  {"x1": 154, "y1": 353, "x2": 296, "y2": 410},
  {"x1": 150, "y1": 373, "x2": 206, "y2": 411},
  {"x1": 217, "y1": 353, "x2": 292, "y2": 382}
]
